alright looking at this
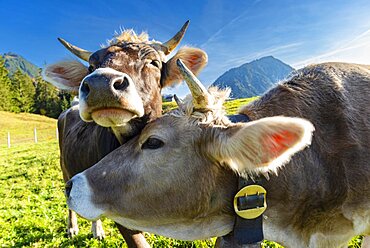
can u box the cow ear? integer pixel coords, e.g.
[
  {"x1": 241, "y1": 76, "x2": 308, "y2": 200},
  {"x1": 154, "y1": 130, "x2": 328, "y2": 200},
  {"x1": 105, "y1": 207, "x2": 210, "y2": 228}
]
[
  {"x1": 42, "y1": 60, "x2": 88, "y2": 93},
  {"x1": 161, "y1": 47, "x2": 208, "y2": 88},
  {"x1": 210, "y1": 117, "x2": 314, "y2": 174}
]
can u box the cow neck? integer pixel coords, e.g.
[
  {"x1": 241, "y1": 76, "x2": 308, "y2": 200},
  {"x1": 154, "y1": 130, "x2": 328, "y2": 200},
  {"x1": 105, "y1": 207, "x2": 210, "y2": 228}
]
[{"x1": 222, "y1": 113, "x2": 266, "y2": 248}]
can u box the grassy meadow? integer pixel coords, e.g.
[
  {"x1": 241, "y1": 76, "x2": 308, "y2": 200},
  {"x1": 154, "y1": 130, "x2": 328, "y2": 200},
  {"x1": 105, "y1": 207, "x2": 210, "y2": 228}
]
[
  {"x1": 0, "y1": 111, "x2": 58, "y2": 147},
  {"x1": 0, "y1": 98, "x2": 363, "y2": 247},
  {"x1": 162, "y1": 96, "x2": 259, "y2": 114}
]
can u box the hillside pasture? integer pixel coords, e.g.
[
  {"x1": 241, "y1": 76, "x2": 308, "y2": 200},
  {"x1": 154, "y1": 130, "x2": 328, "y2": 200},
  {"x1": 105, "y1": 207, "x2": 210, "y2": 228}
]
[
  {"x1": 0, "y1": 99, "x2": 364, "y2": 247},
  {"x1": 0, "y1": 111, "x2": 57, "y2": 147},
  {"x1": 162, "y1": 96, "x2": 258, "y2": 114}
]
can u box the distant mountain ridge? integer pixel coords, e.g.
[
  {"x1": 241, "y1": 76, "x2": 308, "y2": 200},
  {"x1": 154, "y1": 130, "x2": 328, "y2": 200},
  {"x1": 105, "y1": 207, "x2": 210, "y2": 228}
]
[
  {"x1": 2, "y1": 52, "x2": 40, "y2": 78},
  {"x1": 212, "y1": 56, "x2": 294, "y2": 98}
]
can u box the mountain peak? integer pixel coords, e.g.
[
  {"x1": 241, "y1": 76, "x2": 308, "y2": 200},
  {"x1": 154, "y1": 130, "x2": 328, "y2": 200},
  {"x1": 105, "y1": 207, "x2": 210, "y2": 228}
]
[
  {"x1": 4, "y1": 52, "x2": 19, "y2": 58},
  {"x1": 2, "y1": 52, "x2": 40, "y2": 78},
  {"x1": 247, "y1": 56, "x2": 287, "y2": 66},
  {"x1": 256, "y1": 55, "x2": 275, "y2": 61},
  {"x1": 212, "y1": 56, "x2": 294, "y2": 98}
]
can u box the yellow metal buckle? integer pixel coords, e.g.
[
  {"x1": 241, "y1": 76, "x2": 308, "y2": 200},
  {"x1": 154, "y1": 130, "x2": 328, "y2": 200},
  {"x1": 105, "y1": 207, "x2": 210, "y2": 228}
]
[{"x1": 233, "y1": 185, "x2": 267, "y2": 219}]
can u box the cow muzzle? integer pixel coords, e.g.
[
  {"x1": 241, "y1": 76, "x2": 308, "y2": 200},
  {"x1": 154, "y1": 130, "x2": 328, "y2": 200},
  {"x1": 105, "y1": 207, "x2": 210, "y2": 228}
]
[
  {"x1": 79, "y1": 68, "x2": 145, "y2": 127},
  {"x1": 66, "y1": 173, "x2": 105, "y2": 221}
]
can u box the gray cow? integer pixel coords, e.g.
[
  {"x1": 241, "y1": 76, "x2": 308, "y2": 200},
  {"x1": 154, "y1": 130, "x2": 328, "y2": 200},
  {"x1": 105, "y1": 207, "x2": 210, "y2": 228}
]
[{"x1": 65, "y1": 61, "x2": 370, "y2": 247}]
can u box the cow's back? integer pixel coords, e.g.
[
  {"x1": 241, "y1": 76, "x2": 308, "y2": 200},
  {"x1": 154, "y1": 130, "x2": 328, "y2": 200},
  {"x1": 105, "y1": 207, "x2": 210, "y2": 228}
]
[
  {"x1": 58, "y1": 105, "x2": 120, "y2": 182},
  {"x1": 240, "y1": 62, "x2": 370, "y2": 245},
  {"x1": 243, "y1": 63, "x2": 370, "y2": 188}
]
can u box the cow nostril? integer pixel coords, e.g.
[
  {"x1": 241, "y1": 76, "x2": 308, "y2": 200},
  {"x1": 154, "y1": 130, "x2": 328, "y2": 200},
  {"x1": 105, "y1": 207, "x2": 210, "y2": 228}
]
[
  {"x1": 80, "y1": 80, "x2": 90, "y2": 95},
  {"x1": 65, "y1": 180, "x2": 73, "y2": 198},
  {"x1": 113, "y1": 76, "x2": 129, "y2": 91}
]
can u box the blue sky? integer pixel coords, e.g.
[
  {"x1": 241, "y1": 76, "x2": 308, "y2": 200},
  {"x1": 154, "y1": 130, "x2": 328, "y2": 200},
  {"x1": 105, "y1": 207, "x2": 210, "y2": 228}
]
[{"x1": 1, "y1": 0, "x2": 370, "y2": 96}]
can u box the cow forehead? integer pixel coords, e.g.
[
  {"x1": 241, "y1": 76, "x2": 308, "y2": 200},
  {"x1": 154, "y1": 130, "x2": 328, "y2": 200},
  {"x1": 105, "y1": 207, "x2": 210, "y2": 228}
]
[
  {"x1": 139, "y1": 115, "x2": 203, "y2": 143},
  {"x1": 89, "y1": 43, "x2": 163, "y2": 66}
]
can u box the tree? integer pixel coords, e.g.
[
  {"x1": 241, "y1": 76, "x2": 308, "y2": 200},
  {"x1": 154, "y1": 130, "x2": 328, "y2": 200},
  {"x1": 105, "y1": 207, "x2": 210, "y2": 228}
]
[
  {"x1": 0, "y1": 57, "x2": 73, "y2": 117},
  {"x1": 34, "y1": 70, "x2": 73, "y2": 118},
  {"x1": 34, "y1": 75, "x2": 60, "y2": 117},
  {"x1": 59, "y1": 92, "x2": 73, "y2": 112},
  {"x1": 9, "y1": 69, "x2": 35, "y2": 113},
  {"x1": 0, "y1": 56, "x2": 12, "y2": 111}
]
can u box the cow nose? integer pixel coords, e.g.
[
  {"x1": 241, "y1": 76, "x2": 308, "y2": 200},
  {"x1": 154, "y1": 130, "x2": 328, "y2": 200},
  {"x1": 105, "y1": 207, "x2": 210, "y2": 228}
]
[
  {"x1": 65, "y1": 180, "x2": 73, "y2": 198},
  {"x1": 112, "y1": 76, "x2": 129, "y2": 92},
  {"x1": 80, "y1": 80, "x2": 90, "y2": 96},
  {"x1": 80, "y1": 73, "x2": 130, "y2": 99}
]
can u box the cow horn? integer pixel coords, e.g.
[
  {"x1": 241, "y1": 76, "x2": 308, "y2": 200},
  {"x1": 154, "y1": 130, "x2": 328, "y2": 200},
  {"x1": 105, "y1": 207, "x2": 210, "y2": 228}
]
[
  {"x1": 174, "y1": 94, "x2": 183, "y2": 105},
  {"x1": 176, "y1": 59, "x2": 212, "y2": 109},
  {"x1": 162, "y1": 20, "x2": 190, "y2": 55},
  {"x1": 57, "y1": 38, "x2": 92, "y2": 62},
  {"x1": 174, "y1": 94, "x2": 184, "y2": 109}
]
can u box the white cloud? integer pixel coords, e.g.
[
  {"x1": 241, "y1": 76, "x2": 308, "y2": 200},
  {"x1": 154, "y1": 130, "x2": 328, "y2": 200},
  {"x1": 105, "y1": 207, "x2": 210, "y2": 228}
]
[
  {"x1": 200, "y1": 9, "x2": 250, "y2": 49},
  {"x1": 293, "y1": 27, "x2": 370, "y2": 68},
  {"x1": 223, "y1": 42, "x2": 302, "y2": 68}
]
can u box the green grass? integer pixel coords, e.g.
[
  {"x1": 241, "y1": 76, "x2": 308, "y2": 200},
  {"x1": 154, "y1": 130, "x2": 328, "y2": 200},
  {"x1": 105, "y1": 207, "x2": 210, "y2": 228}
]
[
  {"x1": 162, "y1": 96, "x2": 258, "y2": 114},
  {"x1": 0, "y1": 101, "x2": 364, "y2": 247},
  {"x1": 223, "y1": 97, "x2": 259, "y2": 115}
]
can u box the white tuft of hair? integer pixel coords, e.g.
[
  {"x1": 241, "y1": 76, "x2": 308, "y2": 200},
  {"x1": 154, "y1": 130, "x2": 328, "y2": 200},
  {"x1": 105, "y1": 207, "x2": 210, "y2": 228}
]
[
  {"x1": 171, "y1": 87, "x2": 232, "y2": 126},
  {"x1": 105, "y1": 29, "x2": 159, "y2": 47}
]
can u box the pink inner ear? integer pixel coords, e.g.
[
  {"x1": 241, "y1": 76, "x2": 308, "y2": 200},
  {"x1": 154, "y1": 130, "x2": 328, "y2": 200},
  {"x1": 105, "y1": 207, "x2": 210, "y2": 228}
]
[
  {"x1": 261, "y1": 130, "x2": 299, "y2": 164},
  {"x1": 50, "y1": 66, "x2": 70, "y2": 80},
  {"x1": 53, "y1": 67, "x2": 65, "y2": 74},
  {"x1": 50, "y1": 65, "x2": 84, "y2": 88},
  {"x1": 186, "y1": 56, "x2": 198, "y2": 69}
]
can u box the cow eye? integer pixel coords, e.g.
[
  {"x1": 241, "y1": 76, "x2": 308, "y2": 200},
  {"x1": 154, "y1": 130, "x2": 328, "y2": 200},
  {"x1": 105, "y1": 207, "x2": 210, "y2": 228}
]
[
  {"x1": 88, "y1": 65, "x2": 95, "y2": 73},
  {"x1": 150, "y1": 60, "x2": 161, "y2": 68},
  {"x1": 141, "y1": 137, "x2": 164, "y2": 149}
]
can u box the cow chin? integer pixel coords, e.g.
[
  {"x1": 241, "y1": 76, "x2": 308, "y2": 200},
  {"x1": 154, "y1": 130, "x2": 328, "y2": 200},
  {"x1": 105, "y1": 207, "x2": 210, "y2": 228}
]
[{"x1": 91, "y1": 108, "x2": 139, "y2": 127}]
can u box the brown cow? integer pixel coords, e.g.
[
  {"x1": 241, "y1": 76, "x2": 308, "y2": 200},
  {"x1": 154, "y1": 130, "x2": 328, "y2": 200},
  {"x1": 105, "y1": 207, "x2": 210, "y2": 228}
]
[
  {"x1": 42, "y1": 22, "x2": 208, "y2": 246},
  {"x1": 65, "y1": 60, "x2": 370, "y2": 247}
]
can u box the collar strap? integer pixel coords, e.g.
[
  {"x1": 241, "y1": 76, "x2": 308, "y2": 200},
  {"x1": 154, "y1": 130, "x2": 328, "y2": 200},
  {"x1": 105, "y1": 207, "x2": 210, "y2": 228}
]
[
  {"x1": 232, "y1": 177, "x2": 265, "y2": 245},
  {"x1": 227, "y1": 114, "x2": 251, "y2": 123},
  {"x1": 225, "y1": 114, "x2": 266, "y2": 246}
]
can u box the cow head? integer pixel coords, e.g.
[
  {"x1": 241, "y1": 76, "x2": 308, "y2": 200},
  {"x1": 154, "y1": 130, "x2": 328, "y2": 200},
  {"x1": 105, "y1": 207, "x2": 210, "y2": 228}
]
[
  {"x1": 43, "y1": 21, "x2": 207, "y2": 128},
  {"x1": 65, "y1": 61, "x2": 314, "y2": 240}
]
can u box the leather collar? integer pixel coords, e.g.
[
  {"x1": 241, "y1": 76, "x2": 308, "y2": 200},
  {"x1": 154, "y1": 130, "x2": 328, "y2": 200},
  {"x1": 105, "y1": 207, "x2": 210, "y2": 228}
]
[{"x1": 224, "y1": 114, "x2": 265, "y2": 247}]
